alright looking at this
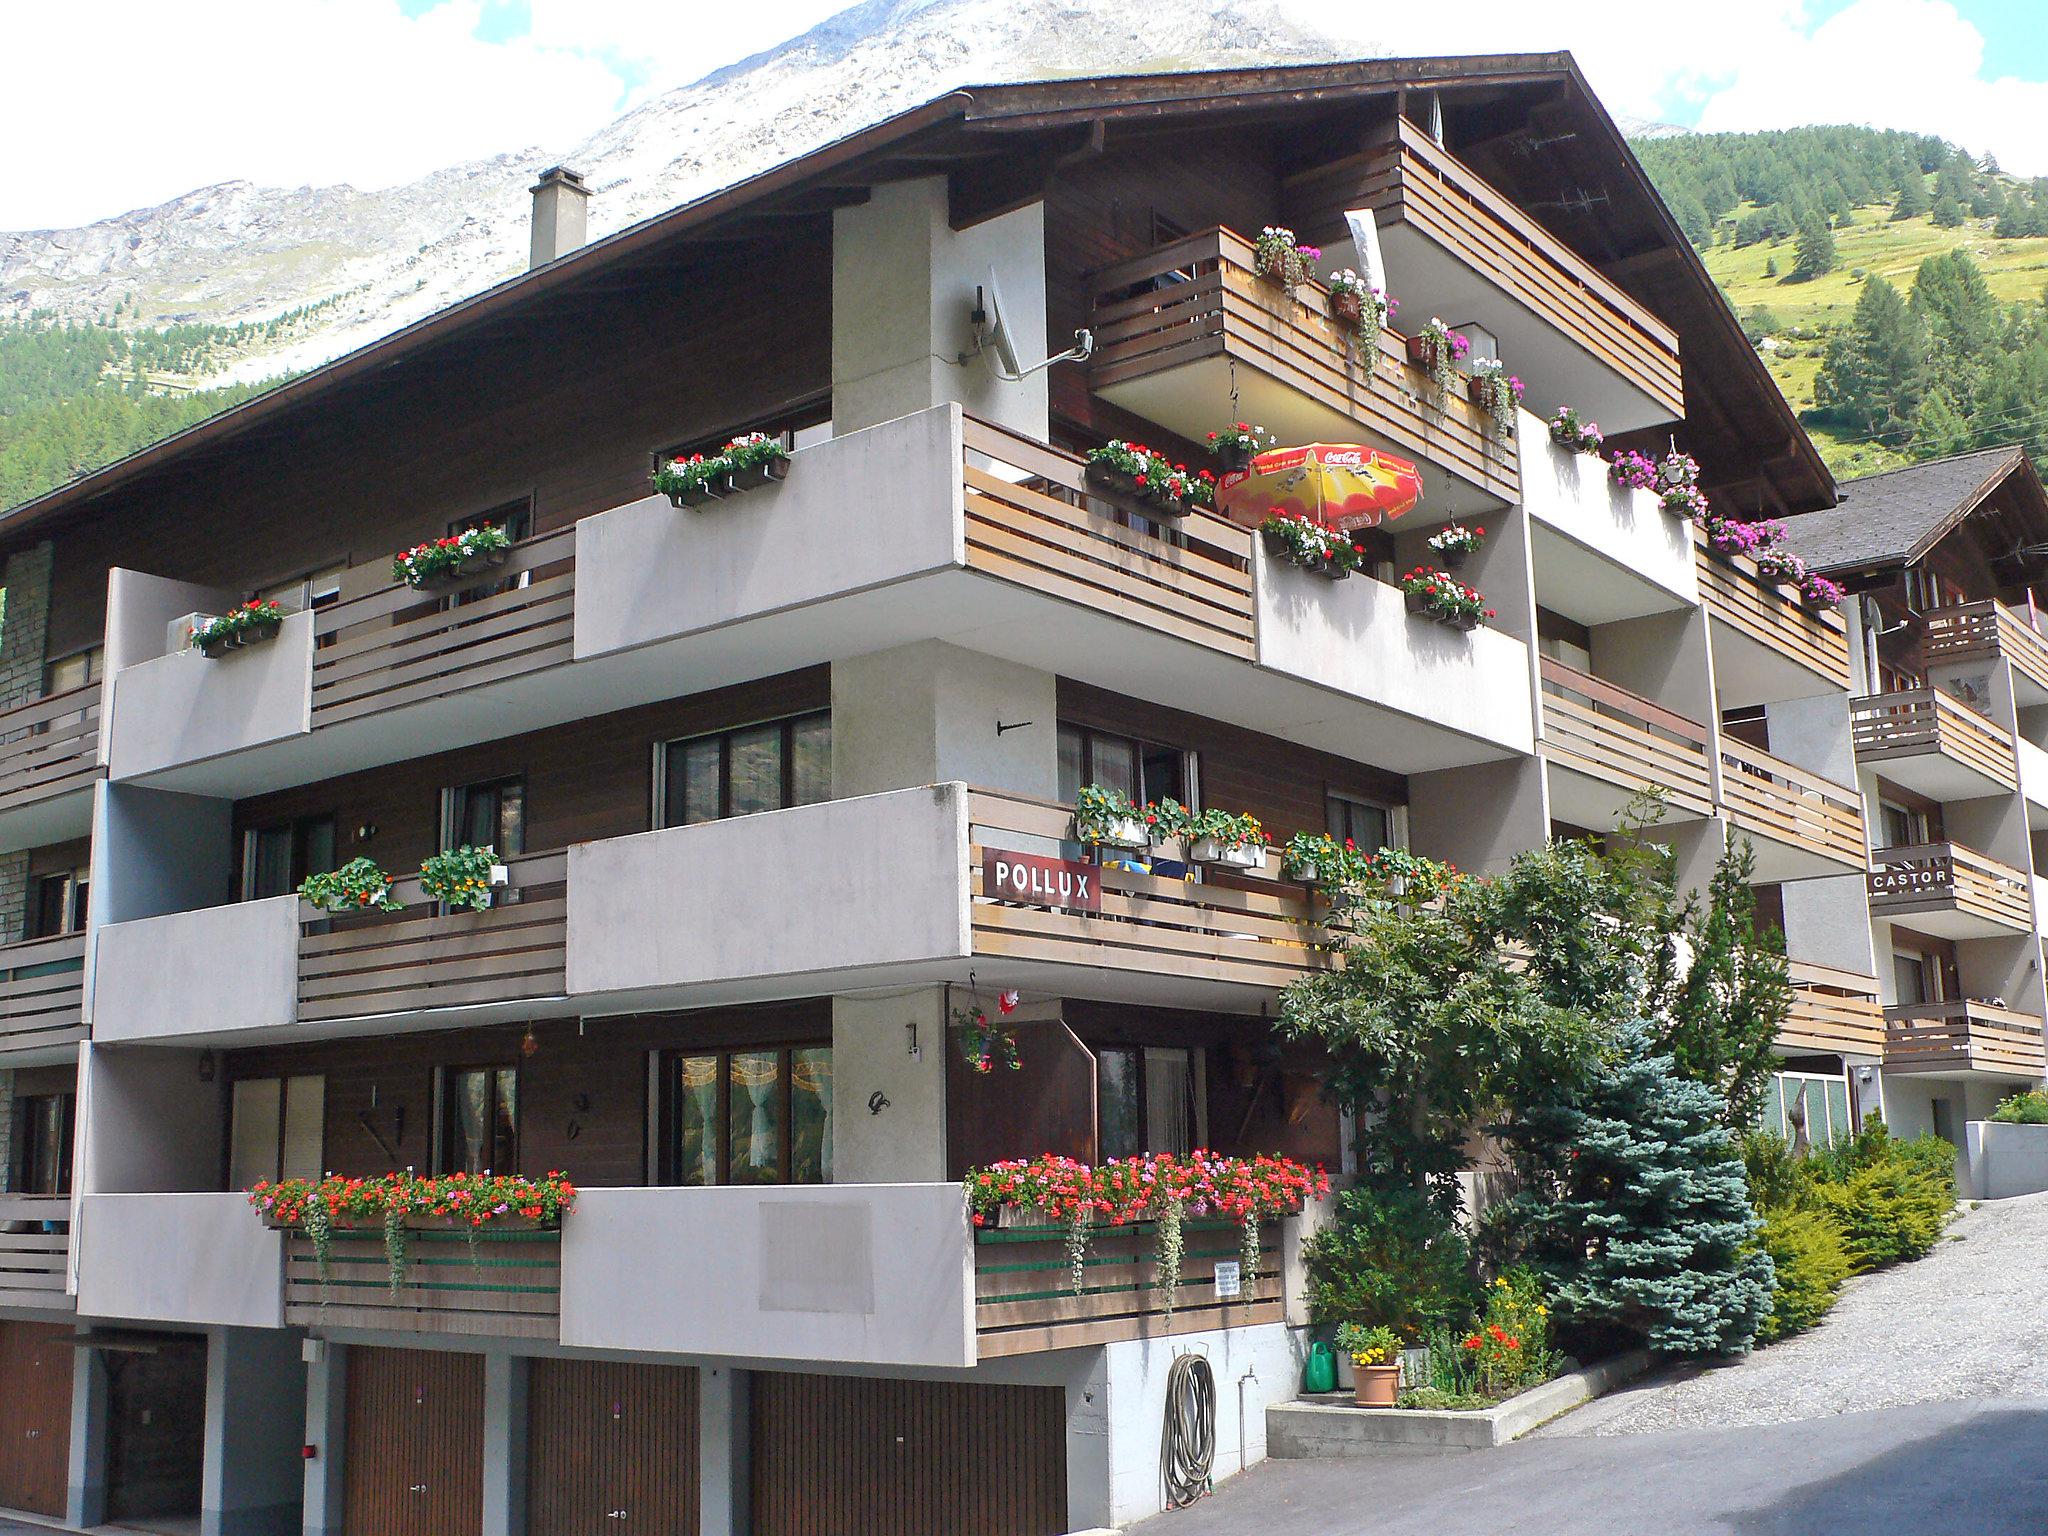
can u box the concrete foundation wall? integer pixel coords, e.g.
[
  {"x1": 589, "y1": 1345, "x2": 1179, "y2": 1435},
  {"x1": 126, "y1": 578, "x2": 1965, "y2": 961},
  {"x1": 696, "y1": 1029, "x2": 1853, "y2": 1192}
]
[{"x1": 1964, "y1": 1119, "x2": 2048, "y2": 1199}]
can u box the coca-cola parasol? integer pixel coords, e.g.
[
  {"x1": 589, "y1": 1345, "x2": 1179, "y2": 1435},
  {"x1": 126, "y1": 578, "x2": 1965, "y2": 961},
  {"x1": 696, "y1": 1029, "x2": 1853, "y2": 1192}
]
[{"x1": 1217, "y1": 443, "x2": 1424, "y2": 532}]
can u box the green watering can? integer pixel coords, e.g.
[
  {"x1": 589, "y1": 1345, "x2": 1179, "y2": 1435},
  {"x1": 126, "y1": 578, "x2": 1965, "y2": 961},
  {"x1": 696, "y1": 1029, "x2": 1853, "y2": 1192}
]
[{"x1": 1302, "y1": 1340, "x2": 1337, "y2": 1395}]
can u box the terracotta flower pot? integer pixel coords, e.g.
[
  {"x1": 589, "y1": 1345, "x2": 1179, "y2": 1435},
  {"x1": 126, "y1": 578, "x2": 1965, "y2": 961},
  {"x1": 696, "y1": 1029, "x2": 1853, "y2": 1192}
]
[
  {"x1": 1353, "y1": 1362, "x2": 1401, "y2": 1407},
  {"x1": 1403, "y1": 333, "x2": 1431, "y2": 367}
]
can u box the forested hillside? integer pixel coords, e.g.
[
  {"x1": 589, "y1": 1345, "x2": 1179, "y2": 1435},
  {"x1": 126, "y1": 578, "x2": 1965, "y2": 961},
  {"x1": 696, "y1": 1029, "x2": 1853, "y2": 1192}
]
[{"x1": 1634, "y1": 126, "x2": 2048, "y2": 478}]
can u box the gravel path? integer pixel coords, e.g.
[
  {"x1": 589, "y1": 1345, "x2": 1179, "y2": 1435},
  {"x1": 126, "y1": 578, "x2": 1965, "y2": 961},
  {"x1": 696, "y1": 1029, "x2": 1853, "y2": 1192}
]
[{"x1": 1540, "y1": 1191, "x2": 2048, "y2": 1437}]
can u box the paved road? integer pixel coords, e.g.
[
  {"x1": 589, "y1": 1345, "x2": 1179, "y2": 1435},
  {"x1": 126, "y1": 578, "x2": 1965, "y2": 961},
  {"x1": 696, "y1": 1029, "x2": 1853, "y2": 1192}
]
[{"x1": 1134, "y1": 1193, "x2": 2048, "y2": 1536}]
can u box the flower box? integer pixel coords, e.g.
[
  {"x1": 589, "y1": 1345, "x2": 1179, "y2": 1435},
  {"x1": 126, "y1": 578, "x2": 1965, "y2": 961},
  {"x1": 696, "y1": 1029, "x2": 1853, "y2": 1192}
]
[
  {"x1": 412, "y1": 547, "x2": 508, "y2": 591},
  {"x1": 725, "y1": 456, "x2": 790, "y2": 494},
  {"x1": 1086, "y1": 815, "x2": 1152, "y2": 851},
  {"x1": 1084, "y1": 459, "x2": 1189, "y2": 519},
  {"x1": 1189, "y1": 838, "x2": 1263, "y2": 870},
  {"x1": 1404, "y1": 590, "x2": 1432, "y2": 618},
  {"x1": 667, "y1": 480, "x2": 723, "y2": 510},
  {"x1": 197, "y1": 617, "x2": 283, "y2": 659},
  {"x1": 1404, "y1": 332, "x2": 1431, "y2": 368}
]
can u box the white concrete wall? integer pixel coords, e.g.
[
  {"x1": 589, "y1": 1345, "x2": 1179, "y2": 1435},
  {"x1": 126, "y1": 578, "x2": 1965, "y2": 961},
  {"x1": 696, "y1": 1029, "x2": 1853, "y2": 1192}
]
[
  {"x1": 574, "y1": 406, "x2": 965, "y2": 662},
  {"x1": 204, "y1": 1327, "x2": 306, "y2": 1536},
  {"x1": 106, "y1": 611, "x2": 314, "y2": 781},
  {"x1": 832, "y1": 179, "x2": 1048, "y2": 439},
  {"x1": 558, "y1": 1184, "x2": 976, "y2": 1367},
  {"x1": 1964, "y1": 1119, "x2": 2048, "y2": 1199},
  {"x1": 1782, "y1": 873, "x2": 1881, "y2": 978},
  {"x1": 103, "y1": 567, "x2": 236, "y2": 674},
  {"x1": 831, "y1": 640, "x2": 1059, "y2": 801},
  {"x1": 1515, "y1": 411, "x2": 1696, "y2": 604},
  {"x1": 566, "y1": 784, "x2": 970, "y2": 998},
  {"x1": 833, "y1": 989, "x2": 949, "y2": 1184},
  {"x1": 1252, "y1": 546, "x2": 1535, "y2": 758},
  {"x1": 77, "y1": 1044, "x2": 226, "y2": 1195},
  {"x1": 76, "y1": 1193, "x2": 283, "y2": 1328},
  {"x1": 1408, "y1": 756, "x2": 1549, "y2": 879},
  {"x1": 93, "y1": 895, "x2": 299, "y2": 1044}
]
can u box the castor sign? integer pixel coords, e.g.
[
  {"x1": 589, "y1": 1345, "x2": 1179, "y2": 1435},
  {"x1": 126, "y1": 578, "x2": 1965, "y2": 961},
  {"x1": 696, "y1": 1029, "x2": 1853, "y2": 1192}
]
[
  {"x1": 1867, "y1": 857, "x2": 1953, "y2": 898},
  {"x1": 984, "y1": 850, "x2": 1100, "y2": 912}
]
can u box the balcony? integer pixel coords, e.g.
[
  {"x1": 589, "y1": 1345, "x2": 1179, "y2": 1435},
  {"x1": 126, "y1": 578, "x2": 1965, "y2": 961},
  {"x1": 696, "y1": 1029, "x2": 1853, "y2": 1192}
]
[
  {"x1": 75, "y1": 1192, "x2": 284, "y2": 1328},
  {"x1": 1884, "y1": 1001, "x2": 2047, "y2": 1079},
  {"x1": 1865, "y1": 842, "x2": 2033, "y2": 939},
  {"x1": 1922, "y1": 599, "x2": 2048, "y2": 701},
  {"x1": 1781, "y1": 962, "x2": 1885, "y2": 1058},
  {"x1": 1538, "y1": 657, "x2": 1713, "y2": 827},
  {"x1": 285, "y1": 1226, "x2": 560, "y2": 1340},
  {"x1": 1694, "y1": 531, "x2": 1853, "y2": 705},
  {"x1": 1519, "y1": 412, "x2": 1697, "y2": 624},
  {"x1": 1316, "y1": 114, "x2": 1683, "y2": 433},
  {"x1": 0, "y1": 932, "x2": 86, "y2": 1063},
  {"x1": 0, "y1": 684, "x2": 102, "y2": 851},
  {"x1": 0, "y1": 1195, "x2": 73, "y2": 1312},
  {"x1": 1086, "y1": 227, "x2": 1518, "y2": 512},
  {"x1": 1850, "y1": 689, "x2": 2016, "y2": 800},
  {"x1": 1718, "y1": 738, "x2": 1866, "y2": 882}
]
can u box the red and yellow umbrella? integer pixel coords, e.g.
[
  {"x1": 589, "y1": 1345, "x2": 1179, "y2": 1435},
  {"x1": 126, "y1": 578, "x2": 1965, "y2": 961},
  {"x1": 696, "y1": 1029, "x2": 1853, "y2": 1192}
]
[{"x1": 1218, "y1": 443, "x2": 1424, "y2": 532}]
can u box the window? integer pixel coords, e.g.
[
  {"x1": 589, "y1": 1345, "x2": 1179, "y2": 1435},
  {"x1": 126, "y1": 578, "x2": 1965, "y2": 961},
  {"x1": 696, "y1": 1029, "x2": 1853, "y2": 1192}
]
[
  {"x1": 654, "y1": 1046, "x2": 832, "y2": 1186},
  {"x1": 226, "y1": 1076, "x2": 324, "y2": 1190},
  {"x1": 1096, "y1": 1045, "x2": 1202, "y2": 1160},
  {"x1": 1759, "y1": 1072, "x2": 1851, "y2": 1147},
  {"x1": 437, "y1": 1065, "x2": 518, "y2": 1175},
  {"x1": 1892, "y1": 949, "x2": 1937, "y2": 1006},
  {"x1": 257, "y1": 565, "x2": 344, "y2": 616},
  {"x1": 42, "y1": 646, "x2": 101, "y2": 697},
  {"x1": 444, "y1": 776, "x2": 526, "y2": 856},
  {"x1": 1057, "y1": 724, "x2": 1190, "y2": 808},
  {"x1": 243, "y1": 815, "x2": 338, "y2": 901},
  {"x1": 657, "y1": 713, "x2": 830, "y2": 828},
  {"x1": 26, "y1": 866, "x2": 87, "y2": 939},
  {"x1": 1535, "y1": 610, "x2": 1592, "y2": 673},
  {"x1": 9, "y1": 1092, "x2": 73, "y2": 1195},
  {"x1": 1878, "y1": 800, "x2": 1931, "y2": 849},
  {"x1": 1326, "y1": 794, "x2": 1394, "y2": 853}
]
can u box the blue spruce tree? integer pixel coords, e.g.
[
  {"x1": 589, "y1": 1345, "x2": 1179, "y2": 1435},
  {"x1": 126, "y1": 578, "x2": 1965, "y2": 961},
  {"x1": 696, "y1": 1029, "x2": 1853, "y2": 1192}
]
[{"x1": 1505, "y1": 1019, "x2": 1773, "y2": 1357}]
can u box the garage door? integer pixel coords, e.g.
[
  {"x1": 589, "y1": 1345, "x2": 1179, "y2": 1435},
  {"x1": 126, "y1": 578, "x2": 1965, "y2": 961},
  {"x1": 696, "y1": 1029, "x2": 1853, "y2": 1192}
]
[
  {"x1": 344, "y1": 1346, "x2": 483, "y2": 1536},
  {"x1": 528, "y1": 1359, "x2": 698, "y2": 1535},
  {"x1": 0, "y1": 1321, "x2": 72, "y2": 1517},
  {"x1": 752, "y1": 1374, "x2": 1066, "y2": 1536}
]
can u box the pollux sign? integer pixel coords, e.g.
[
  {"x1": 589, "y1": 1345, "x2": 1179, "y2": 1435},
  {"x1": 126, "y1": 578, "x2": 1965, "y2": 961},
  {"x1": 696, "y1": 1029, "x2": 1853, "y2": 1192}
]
[{"x1": 985, "y1": 850, "x2": 1100, "y2": 912}]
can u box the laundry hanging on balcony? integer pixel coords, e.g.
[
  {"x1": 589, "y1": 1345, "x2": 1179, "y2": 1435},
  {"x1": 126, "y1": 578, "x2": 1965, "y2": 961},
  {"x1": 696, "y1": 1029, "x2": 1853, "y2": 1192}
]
[{"x1": 1218, "y1": 443, "x2": 1423, "y2": 531}]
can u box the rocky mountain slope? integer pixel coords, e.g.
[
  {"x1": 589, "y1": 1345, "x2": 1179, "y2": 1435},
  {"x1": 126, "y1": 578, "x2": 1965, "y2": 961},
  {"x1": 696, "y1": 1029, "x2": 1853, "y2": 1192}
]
[{"x1": 0, "y1": 0, "x2": 1345, "y2": 384}]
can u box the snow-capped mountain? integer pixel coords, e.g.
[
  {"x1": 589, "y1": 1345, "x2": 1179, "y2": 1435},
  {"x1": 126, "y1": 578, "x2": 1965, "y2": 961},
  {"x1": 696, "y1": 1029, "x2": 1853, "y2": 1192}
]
[{"x1": 0, "y1": 0, "x2": 1348, "y2": 383}]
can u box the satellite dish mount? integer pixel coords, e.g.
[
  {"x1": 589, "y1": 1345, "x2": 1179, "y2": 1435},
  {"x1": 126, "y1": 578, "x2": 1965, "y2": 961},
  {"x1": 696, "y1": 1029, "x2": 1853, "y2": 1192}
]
[{"x1": 964, "y1": 266, "x2": 1092, "y2": 381}]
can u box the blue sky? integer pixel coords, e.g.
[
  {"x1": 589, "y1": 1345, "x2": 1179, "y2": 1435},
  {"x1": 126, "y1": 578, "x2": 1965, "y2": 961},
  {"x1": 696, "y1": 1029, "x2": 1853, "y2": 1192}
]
[{"x1": 7, "y1": 0, "x2": 2048, "y2": 230}]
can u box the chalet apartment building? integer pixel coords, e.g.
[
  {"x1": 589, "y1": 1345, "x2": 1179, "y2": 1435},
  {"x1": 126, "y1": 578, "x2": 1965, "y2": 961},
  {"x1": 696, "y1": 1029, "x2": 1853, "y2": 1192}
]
[{"x1": 0, "y1": 52, "x2": 2027, "y2": 1536}]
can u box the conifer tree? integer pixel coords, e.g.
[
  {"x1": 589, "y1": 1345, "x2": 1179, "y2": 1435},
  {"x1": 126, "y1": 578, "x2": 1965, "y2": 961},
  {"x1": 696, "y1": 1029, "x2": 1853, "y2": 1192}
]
[
  {"x1": 1792, "y1": 213, "x2": 1837, "y2": 279},
  {"x1": 1932, "y1": 192, "x2": 1964, "y2": 228},
  {"x1": 1891, "y1": 173, "x2": 1930, "y2": 220}
]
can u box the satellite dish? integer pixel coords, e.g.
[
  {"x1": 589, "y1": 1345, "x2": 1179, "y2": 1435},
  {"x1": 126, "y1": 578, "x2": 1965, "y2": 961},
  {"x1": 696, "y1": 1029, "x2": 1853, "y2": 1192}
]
[{"x1": 975, "y1": 266, "x2": 1022, "y2": 376}]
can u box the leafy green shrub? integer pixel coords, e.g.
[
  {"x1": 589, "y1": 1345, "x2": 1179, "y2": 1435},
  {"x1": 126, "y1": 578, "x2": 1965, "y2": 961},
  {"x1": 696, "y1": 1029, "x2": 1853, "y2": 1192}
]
[
  {"x1": 1742, "y1": 1131, "x2": 1814, "y2": 1212},
  {"x1": 1754, "y1": 1206, "x2": 1853, "y2": 1342},
  {"x1": 1397, "y1": 1386, "x2": 1492, "y2": 1411},
  {"x1": 1810, "y1": 1142, "x2": 1954, "y2": 1271},
  {"x1": 1304, "y1": 1185, "x2": 1476, "y2": 1340},
  {"x1": 1991, "y1": 1089, "x2": 2048, "y2": 1124}
]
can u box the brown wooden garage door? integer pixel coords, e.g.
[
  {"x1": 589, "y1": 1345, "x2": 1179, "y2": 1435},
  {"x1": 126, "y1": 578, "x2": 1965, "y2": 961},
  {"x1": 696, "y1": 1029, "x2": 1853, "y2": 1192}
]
[
  {"x1": 528, "y1": 1359, "x2": 698, "y2": 1535},
  {"x1": 344, "y1": 1346, "x2": 484, "y2": 1536},
  {"x1": 0, "y1": 1321, "x2": 73, "y2": 1517},
  {"x1": 752, "y1": 1374, "x2": 1066, "y2": 1536}
]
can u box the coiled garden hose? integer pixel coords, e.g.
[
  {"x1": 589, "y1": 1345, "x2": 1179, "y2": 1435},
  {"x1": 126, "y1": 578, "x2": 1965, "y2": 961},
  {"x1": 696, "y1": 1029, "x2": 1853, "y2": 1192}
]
[{"x1": 1161, "y1": 1351, "x2": 1217, "y2": 1509}]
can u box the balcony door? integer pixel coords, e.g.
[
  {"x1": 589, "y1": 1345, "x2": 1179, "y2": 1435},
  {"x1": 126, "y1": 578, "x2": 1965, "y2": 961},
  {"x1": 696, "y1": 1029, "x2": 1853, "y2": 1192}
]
[
  {"x1": 243, "y1": 815, "x2": 337, "y2": 901},
  {"x1": 443, "y1": 777, "x2": 525, "y2": 858},
  {"x1": 435, "y1": 1065, "x2": 518, "y2": 1176},
  {"x1": 1096, "y1": 1045, "x2": 1204, "y2": 1160},
  {"x1": 652, "y1": 1046, "x2": 832, "y2": 1186}
]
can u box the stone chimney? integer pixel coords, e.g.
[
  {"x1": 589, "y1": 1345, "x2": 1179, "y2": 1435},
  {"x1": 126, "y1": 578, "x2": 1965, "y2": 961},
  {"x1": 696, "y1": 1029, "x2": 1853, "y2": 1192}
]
[{"x1": 528, "y1": 166, "x2": 591, "y2": 269}]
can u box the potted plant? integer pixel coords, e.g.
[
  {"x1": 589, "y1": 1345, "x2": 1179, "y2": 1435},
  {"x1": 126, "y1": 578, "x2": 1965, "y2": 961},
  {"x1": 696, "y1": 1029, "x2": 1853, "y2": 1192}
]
[
  {"x1": 1336, "y1": 1323, "x2": 1403, "y2": 1407},
  {"x1": 1607, "y1": 449, "x2": 1658, "y2": 492},
  {"x1": 1427, "y1": 524, "x2": 1484, "y2": 571},
  {"x1": 653, "y1": 452, "x2": 727, "y2": 508},
  {"x1": 721, "y1": 431, "x2": 792, "y2": 491},
  {"x1": 1084, "y1": 441, "x2": 1214, "y2": 519},
  {"x1": 1405, "y1": 317, "x2": 1469, "y2": 394},
  {"x1": 1325, "y1": 270, "x2": 1392, "y2": 336},
  {"x1": 953, "y1": 1002, "x2": 1023, "y2": 1074},
  {"x1": 1548, "y1": 406, "x2": 1604, "y2": 456},
  {"x1": 392, "y1": 525, "x2": 513, "y2": 590},
  {"x1": 1259, "y1": 512, "x2": 1361, "y2": 580},
  {"x1": 190, "y1": 599, "x2": 285, "y2": 659},
  {"x1": 1280, "y1": 831, "x2": 1363, "y2": 888},
  {"x1": 1466, "y1": 358, "x2": 1523, "y2": 431},
  {"x1": 1073, "y1": 783, "x2": 1152, "y2": 850},
  {"x1": 1184, "y1": 807, "x2": 1266, "y2": 870},
  {"x1": 1400, "y1": 567, "x2": 1493, "y2": 630},
  {"x1": 1252, "y1": 225, "x2": 1320, "y2": 296},
  {"x1": 419, "y1": 844, "x2": 506, "y2": 912},
  {"x1": 1206, "y1": 422, "x2": 1273, "y2": 474},
  {"x1": 298, "y1": 858, "x2": 405, "y2": 915}
]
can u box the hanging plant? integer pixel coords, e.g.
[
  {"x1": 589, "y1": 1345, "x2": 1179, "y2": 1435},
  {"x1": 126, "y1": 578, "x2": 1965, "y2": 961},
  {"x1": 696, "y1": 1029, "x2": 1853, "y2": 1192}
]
[
  {"x1": 1252, "y1": 225, "x2": 1320, "y2": 296},
  {"x1": 1406, "y1": 318, "x2": 1469, "y2": 395},
  {"x1": 953, "y1": 1004, "x2": 1021, "y2": 1074},
  {"x1": 1206, "y1": 421, "x2": 1274, "y2": 474},
  {"x1": 1238, "y1": 1215, "x2": 1262, "y2": 1302},
  {"x1": 382, "y1": 1203, "x2": 409, "y2": 1297},
  {"x1": 1427, "y1": 524, "x2": 1485, "y2": 570},
  {"x1": 1466, "y1": 358, "x2": 1523, "y2": 432},
  {"x1": 1066, "y1": 1205, "x2": 1094, "y2": 1296},
  {"x1": 1325, "y1": 269, "x2": 1393, "y2": 337},
  {"x1": 1155, "y1": 1192, "x2": 1186, "y2": 1318},
  {"x1": 305, "y1": 1186, "x2": 334, "y2": 1280}
]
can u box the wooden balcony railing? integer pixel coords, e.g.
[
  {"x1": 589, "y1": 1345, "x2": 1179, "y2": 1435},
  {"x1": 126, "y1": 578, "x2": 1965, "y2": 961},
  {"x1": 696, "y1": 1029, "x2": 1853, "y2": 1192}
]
[
  {"x1": 311, "y1": 528, "x2": 575, "y2": 727},
  {"x1": 0, "y1": 1194, "x2": 72, "y2": 1309},
  {"x1": 1866, "y1": 841, "x2": 2033, "y2": 933},
  {"x1": 0, "y1": 932, "x2": 87, "y2": 1058},
  {"x1": 1537, "y1": 657, "x2": 1714, "y2": 817},
  {"x1": 1921, "y1": 599, "x2": 2048, "y2": 695},
  {"x1": 1782, "y1": 961, "x2": 1885, "y2": 1057},
  {"x1": 284, "y1": 1226, "x2": 559, "y2": 1339},
  {"x1": 1884, "y1": 1000, "x2": 2047, "y2": 1077},
  {"x1": 1693, "y1": 532, "x2": 1852, "y2": 693},
  {"x1": 961, "y1": 417, "x2": 1255, "y2": 660},
  {"x1": 297, "y1": 850, "x2": 567, "y2": 1023},
  {"x1": 1086, "y1": 227, "x2": 1518, "y2": 505},
  {"x1": 0, "y1": 684, "x2": 101, "y2": 817},
  {"x1": 966, "y1": 789, "x2": 1333, "y2": 993},
  {"x1": 1321, "y1": 115, "x2": 1684, "y2": 420},
  {"x1": 1850, "y1": 688, "x2": 2016, "y2": 790},
  {"x1": 1719, "y1": 739, "x2": 1865, "y2": 871},
  {"x1": 974, "y1": 1215, "x2": 1281, "y2": 1357}
]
